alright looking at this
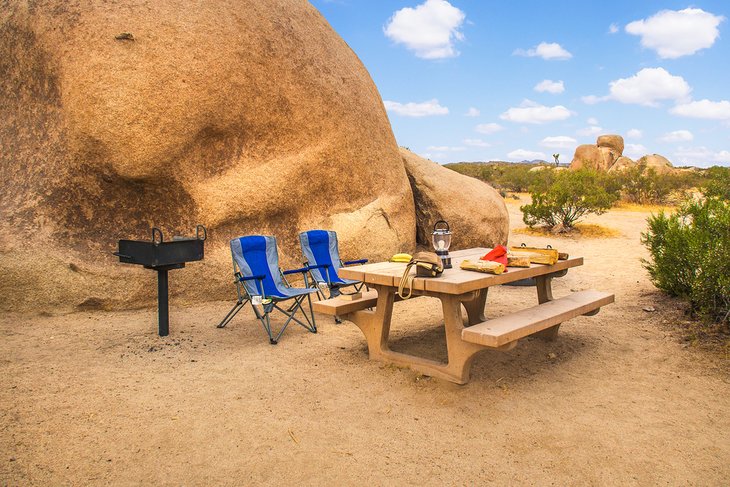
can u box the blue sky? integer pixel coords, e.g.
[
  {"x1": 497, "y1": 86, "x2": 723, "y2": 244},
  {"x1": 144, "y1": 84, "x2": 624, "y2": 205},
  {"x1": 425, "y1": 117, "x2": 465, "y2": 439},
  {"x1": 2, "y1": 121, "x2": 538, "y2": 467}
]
[{"x1": 311, "y1": 0, "x2": 730, "y2": 167}]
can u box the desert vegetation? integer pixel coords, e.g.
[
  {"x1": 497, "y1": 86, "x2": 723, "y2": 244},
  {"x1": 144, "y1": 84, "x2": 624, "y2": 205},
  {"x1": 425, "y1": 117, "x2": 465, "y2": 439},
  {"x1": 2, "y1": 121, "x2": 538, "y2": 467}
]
[
  {"x1": 642, "y1": 170, "x2": 730, "y2": 330},
  {"x1": 520, "y1": 169, "x2": 618, "y2": 230},
  {"x1": 447, "y1": 161, "x2": 710, "y2": 207},
  {"x1": 449, "y1": 161, "x2": 730, "y2": 333}
]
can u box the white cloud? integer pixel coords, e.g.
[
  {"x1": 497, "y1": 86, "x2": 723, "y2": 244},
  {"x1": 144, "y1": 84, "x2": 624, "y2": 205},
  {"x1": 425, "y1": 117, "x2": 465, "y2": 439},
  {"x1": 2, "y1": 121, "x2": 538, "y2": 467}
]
[
  {"x1": 427, "y1": 145, "x2": 465, "y2": 151},
  {"x1": 383, "y1": 0, "x2": 466, "y2": 59},
  {"x1": 627, "y1": 128, "x2": 643, "y2": 139},
  {"x1": 534, "y1": 79, "x2": 565, "y2": 94},
  {"x1": 577, "y1": 126, "x2": 603, "y2": 137},
  {"x1": 608, "y1": 23, "x2": 619, "y2": 34},
  {"x1": 659, "y1": 130, "x2": 693, "y2": 143},
  {"x1": 587, "y1": 117, "x2": 599, "y2": 125},
  {"x1": 464, "y1": 107, "x2": 480, "y2": 117},
  {"x1": 507, "y1": 149, "x2": 547, "y2": 161},
  {"x1": 581, "y1": 95, "x2": 607, "y2": 105},
  {"x1": 608, "y1": 67, "x2": 691, "y2": 106},
  {"x1": 500, "y1": 99, "x2": 573, "y2": 124},
  {"x1": 384, "y1": 98, "x2": 449, "y2": 117},
  {"x1": 624, "y1": 143, "x2": 648, "y2": 159},
  {"x1": 674, "y1": 146, "x2": 730, "y2": 166},
  {"x1": 513, "y1": 42, "x2": 572, "y2": 60},
  {"x1": 463, "y1": 138, "x2": 491, "y2": 147},
  {"x1": 475, "y1": 122, "x2": 503, "y2": 134},
  {"x1": 540, "y1": 136, "x2": 577, "y2": 149},
  {"x1": 626, "y1": 8, "x2": 725, "y2": 59},
  {"x1": 670, "y1": 99, "x2": 730, "y2": 120}
]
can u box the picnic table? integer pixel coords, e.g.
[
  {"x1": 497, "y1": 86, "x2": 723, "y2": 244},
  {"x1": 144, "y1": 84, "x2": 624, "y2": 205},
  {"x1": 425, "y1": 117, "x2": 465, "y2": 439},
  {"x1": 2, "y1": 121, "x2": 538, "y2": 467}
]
[{"x1": 313, "y1": 247, "x2": 614, "y2": 384}]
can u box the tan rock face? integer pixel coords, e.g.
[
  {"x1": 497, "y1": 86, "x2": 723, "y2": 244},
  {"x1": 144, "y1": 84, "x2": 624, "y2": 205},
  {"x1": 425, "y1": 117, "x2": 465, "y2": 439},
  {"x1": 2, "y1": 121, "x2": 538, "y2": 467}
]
[
  {"x1": 608, "y1": 156, "x2": 636, "y2": 173},
  {"x1": 639, "y1": 154, "x2": 675, "y2": 175},
  {"x1": 1, "y1": 0, "x2": 421, "y2": 311},
  {"x1": 570, "y1": 144, "x2": 614, "y2": 171},
  {"x1": 400, "y1": 149, "x2": 509, "y2": 250},
  {"x1": 596, "y1": 135, "x2": 625, "y2": 155}
]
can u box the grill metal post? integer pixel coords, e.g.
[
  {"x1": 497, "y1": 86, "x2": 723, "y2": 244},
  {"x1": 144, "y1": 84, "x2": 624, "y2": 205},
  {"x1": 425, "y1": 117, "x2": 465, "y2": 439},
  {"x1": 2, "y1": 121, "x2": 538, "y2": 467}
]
[
  {"x1": 157, "y1": 268, "x2": 169, "y2": 337},
  {"x1": 147, "y1": 263, "x2": 184, "y2": 337}
]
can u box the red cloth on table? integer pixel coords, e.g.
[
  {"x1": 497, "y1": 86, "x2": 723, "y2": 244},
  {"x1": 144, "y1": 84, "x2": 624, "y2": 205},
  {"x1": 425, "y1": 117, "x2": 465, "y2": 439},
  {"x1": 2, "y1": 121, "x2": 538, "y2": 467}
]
[{"x1": 480, "y1": 245, "x2": 508, "y2": 268}]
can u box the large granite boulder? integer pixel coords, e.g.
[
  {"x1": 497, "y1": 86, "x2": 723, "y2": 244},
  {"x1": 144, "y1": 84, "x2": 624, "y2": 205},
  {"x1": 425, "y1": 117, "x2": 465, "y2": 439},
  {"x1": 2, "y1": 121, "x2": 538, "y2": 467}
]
[
  {"x1": 400, "y1": 149, "x2": 509, "y2": 250},
  {"x1": 639, "y1": 154, "x2": 675, "y2": 175},
  {"x1": 1, "y1": 0, "x2": 421, "y2": 312},
  {"x1": 597, "y1": 135, "x2": 625, "y2": 155},
  {"x1": 608, "y1": 156, "x2": 636, "y2": 173},
  {"x1": 570, "y1": 144, "x2": 616, "y2": 171}
]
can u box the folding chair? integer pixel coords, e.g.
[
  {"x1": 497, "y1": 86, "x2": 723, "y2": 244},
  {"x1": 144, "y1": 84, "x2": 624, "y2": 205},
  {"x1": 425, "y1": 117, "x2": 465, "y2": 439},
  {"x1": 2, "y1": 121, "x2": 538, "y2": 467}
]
[
  {"x1": 217, "y1": 235, "x2": 317, "y2": 345},
  {"x1": 299, "y1": 229, "x2": 368, "y2": 306}
]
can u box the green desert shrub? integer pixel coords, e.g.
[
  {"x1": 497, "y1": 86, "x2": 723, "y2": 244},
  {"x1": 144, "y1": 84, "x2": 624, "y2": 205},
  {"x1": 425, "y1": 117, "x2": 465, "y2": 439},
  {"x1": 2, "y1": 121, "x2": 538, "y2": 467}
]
[
  {"x1": 614, "y1": 165, "x2": 696, "y2": 205},
  {"x1": 521, "y1": 169, "x2": 619, "y2": 229},
  {"x1": 642, "y1": 197, "x2": 730, "y2": 328},
  {"x1": 702, "y1": 166, "x2": 730, "y2": 200}
]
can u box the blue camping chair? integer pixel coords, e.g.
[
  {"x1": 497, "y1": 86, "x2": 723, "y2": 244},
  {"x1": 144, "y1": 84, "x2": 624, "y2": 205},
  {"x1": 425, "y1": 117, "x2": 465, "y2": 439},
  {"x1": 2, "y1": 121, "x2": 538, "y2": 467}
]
[
  {"x1": 217, "y1": 235, "x2": 318, "y2": 344},
  {"x1": 299, "y1": 230, "x2": 368, "y2": 302}
]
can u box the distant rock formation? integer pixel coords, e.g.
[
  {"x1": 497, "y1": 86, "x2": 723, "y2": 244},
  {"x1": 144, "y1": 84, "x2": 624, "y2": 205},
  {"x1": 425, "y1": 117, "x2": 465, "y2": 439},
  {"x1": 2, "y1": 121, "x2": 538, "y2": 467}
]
[
  {"x1": 596, "y1": 135, "x2": 625, "y2": 155},
  {"x1": 401, "y1": 149, "x2": 508, "y2": 250},
  {"x1": 0, "y1": 0, "x2": 507, "y2": 312},
  {"x1": 571, "y1": 134, "x2": 674, "y2": 174},
  {"x1": 570, "y1": 143, "x2": 618, "y2": 171},
  {"x1": 607, "y1": 156, "x2": 636, "y2": 173},
  {"x1": 638, "y1": 154, "x2": 674, "y2": 175}
]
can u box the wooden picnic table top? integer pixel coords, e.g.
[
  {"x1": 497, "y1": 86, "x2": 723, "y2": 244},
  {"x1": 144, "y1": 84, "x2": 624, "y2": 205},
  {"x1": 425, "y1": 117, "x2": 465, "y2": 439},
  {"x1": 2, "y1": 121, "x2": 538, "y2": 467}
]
[{"x1": 339, "y1": 247, "x2": 583, "y2": 295}]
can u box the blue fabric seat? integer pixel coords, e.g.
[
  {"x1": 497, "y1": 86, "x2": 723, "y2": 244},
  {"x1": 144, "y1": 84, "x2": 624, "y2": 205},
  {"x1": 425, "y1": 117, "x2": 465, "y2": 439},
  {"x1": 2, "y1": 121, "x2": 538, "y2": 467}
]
[
  {"x1": 299, "y1": 230, "x2": 367, "y2": 299},
  {"x1": 217, "y1": 235, "x2": 317, "y2": 344}
]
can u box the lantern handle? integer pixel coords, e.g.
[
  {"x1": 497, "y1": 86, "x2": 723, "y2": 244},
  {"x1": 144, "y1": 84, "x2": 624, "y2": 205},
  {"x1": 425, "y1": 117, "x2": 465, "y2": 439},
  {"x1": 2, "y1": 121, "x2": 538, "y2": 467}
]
[{"x1": 433, "y1": 220, "x2": 450, "y2": 232}]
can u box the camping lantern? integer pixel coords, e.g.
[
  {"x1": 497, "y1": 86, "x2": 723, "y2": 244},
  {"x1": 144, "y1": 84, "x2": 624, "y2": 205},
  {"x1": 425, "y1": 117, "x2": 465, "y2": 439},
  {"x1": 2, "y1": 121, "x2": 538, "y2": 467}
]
[{"x1": 431, "y1": 220, "x2": 452, "y2": 269}]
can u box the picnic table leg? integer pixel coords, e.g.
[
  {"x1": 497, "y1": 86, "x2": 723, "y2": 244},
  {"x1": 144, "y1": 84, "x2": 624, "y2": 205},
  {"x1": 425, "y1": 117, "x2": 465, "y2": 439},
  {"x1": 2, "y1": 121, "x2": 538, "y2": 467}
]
[
  {"x1": 342, "y1": 287, "x2": 485, "y2": 384},
  {"x1": 342, "y1": 284, "x2": 396, "y2": 358},
  {"x1": 534, "y1": 275, "x2": 560, "y2": 340},
  {"x1": 461, "y1": 289, "x2": 488, "y2": 325},
  {"x1": 441, "y1": 294, "x2": 489, "y2": 383}
]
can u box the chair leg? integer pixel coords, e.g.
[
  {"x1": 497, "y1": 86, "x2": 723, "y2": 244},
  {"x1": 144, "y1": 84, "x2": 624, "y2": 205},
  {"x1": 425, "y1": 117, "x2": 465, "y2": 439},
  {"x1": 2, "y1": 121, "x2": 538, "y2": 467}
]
[
  {"x1": 216, "y1": 299, "x2": 247, "y2": 328},
  {"x1": 273, "y1": 295, "x2": 317, "y2": 334}
]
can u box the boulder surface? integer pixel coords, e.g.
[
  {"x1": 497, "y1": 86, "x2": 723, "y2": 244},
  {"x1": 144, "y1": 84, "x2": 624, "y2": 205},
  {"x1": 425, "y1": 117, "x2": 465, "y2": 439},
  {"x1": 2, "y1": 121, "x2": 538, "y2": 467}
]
[
  {"x1": 597, "y1": 135, "x2": 625, "y2": 155},
  {"x1": 608, "y1": 156, "x2": 636, "y2": 173},
  {"x1": 401, "y1": 149, "x2": 509, "y2": 250},
  {"x1": 639, "y1": 154, "x2": 675, "y2": 175},
  {"x1": 1, "y1": 0, "x2": 507, "y2": 312},
  {"x1": 570, "y1": 144, "x2": 615, "y2": 171}
]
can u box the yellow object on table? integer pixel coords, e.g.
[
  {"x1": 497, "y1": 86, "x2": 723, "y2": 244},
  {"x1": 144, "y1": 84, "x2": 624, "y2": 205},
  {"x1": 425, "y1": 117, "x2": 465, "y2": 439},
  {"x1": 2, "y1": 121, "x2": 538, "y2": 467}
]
[
  {"x1": 460, "y1": 259, "x2": 505, "y2": 275},
  {"x1": 509, "y1": 246, "x2": 559, "y2": 265},
  {"x1": 506, "y1": 254, "x2": 531, "y2": 267}
]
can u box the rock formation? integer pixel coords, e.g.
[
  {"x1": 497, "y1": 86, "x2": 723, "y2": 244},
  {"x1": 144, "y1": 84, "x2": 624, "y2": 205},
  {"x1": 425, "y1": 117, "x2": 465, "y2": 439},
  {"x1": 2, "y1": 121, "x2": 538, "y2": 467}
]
[
  {"x1": 597, "y1": 135, "x2": 625, "y2": 155},
  {"x1": 400, "y1": 149, "x2": 509, "y2": 250},
  {"x1": 570, "y1": 144, "x2": 617, "y2": 171},
  {"x1": 571, "y1": 134, "x2": 676, "y2": 175},
  {"x1": 0, "y1": 1, "x2": 507, "y2": 312},
  {"x1": 607, "y1": 156, "x2": 636, "y2": 173},
  {"x1": 638, "y1": 154, "x2": 674, "y2": 175}
]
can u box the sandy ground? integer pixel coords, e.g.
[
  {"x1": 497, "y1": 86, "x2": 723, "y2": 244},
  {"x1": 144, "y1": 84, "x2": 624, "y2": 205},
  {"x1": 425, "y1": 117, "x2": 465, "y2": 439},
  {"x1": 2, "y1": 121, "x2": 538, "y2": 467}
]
[{"x1": 2, "y1": 198, "x2": 729, "y2": 486}]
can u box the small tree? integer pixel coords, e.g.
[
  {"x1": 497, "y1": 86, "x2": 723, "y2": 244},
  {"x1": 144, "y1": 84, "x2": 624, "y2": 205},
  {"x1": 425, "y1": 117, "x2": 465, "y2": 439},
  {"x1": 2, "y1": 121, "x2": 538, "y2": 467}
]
[
  {"x1": 553, "y1": 153, "x2": 560, "y2": 167},
  {"x1": 521, "y1": 169, "x2": 618, "y2": 229}
]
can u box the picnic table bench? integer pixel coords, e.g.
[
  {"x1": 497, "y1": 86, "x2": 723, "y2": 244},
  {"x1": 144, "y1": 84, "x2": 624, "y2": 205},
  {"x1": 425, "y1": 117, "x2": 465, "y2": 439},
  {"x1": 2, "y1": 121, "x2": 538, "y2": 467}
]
[{"x1": 313, "y1": 247, "x2": 614, "y2": 384}]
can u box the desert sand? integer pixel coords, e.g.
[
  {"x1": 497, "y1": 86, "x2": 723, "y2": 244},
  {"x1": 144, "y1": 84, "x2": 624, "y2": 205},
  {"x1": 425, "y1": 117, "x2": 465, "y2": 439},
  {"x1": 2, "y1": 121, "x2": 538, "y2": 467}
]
[{"x1": 2, "y1": 198, "x2": 729, "y2": 485}]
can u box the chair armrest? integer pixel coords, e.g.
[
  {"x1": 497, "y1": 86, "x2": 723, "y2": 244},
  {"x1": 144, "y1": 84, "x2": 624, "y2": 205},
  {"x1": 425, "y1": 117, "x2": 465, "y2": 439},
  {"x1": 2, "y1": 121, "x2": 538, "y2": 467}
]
[
  {"x1": 343, "y1": 259, "x2": 368, "y2": 266},
  {"x1": 237, "y1": 274, "x2": 266, "y2": 282},
  {"x1": 283, "y1": 266, "x2": 310, "y2": 276},
  {"x1": 306, "y1": 264, "x2": 330, "y2": 271}
]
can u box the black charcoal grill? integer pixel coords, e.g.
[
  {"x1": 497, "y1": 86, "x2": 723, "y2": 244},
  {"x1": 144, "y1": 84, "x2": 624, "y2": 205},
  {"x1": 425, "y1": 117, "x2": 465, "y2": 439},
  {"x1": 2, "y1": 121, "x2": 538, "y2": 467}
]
[{"x1": 114, "y1": 225, "x2": 206, "y2": 336}]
